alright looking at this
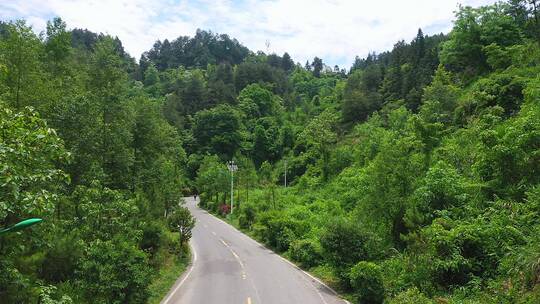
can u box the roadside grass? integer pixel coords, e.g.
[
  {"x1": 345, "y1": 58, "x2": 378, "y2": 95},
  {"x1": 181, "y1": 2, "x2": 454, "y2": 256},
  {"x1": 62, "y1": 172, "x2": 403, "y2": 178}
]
[
  {"x1": 310, "y1": 264, "x2": 354, "y2": 302},
  {"x1": 147, "y1": 252, "x2": 190, "y2": 304}
]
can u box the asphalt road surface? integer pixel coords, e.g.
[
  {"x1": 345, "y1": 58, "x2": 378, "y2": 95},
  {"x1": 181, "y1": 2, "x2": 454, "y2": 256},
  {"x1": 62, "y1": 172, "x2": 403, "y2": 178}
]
[{"x1": 161, "y1": 197, "x2": 348, "y2": 304}]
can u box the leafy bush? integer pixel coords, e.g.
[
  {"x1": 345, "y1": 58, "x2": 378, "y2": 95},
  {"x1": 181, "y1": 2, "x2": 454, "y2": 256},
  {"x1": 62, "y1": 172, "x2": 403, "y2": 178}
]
[
  {"x1": 320, "y1": 219, "x2": 374, "y2": 269},
  {"x1": 254, "y1": 211, "x2": 310, "y2": 252},
  {"x1": 219, "y1": 203, "x2": 231, "y2": 215},
  {"x1": 475, "y1": 101, "x2": 540, "y2": 201},
  {"x1": 289, "y1": 238, "x2": 322, "y2": 269},
  {"x1": 40, "y1": 235, "x2": 83, "y2": 283},
  {"x1": 379, "y1": 253, "x2": 434, "y2": 297},
  {"x1": 462, "y1": 72, "x2": 525, "y2": 117},
  {"x1": 320, "y1": 219, "x2": 378, "y2": 289},
  {"x1": 405, "y1": 161, "x2": 468, "y2": 230},
  {"x1": 140, "y1": 221, "x2": 165, "y2": 255},
  {"x1": 168, "y1": 206, "x2": 196, "y2": 247},
  {"x1": 238, "y1": 204, "x2": 256, "y2": 229},
  {"x1": 349, "y1": 261, "x2": 385, "y2": 304},
  {"x1": 77, "y1": 239, "x2": 152, "y2": 304},
  {"x1": 420, "y1": 216, "x2": 525, "y2": 288},
  {"x1": 38, "y1": 286, "x2": 73, "y2": 304},
  {"x1": 387, "y1": 287, "x2": 433, "y2": 304}
]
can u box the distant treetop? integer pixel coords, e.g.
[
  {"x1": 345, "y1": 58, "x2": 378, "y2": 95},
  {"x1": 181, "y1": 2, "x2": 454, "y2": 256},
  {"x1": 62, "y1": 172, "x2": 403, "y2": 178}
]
[{"x1": 140, "y1": 29, "x2": 251, "y2": 72}]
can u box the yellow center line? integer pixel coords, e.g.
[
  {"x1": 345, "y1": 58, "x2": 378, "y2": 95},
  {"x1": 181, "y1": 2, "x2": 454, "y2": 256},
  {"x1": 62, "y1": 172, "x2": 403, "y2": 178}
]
[{"x1": 247, "y1": 297, "x2": 252, "y2": 304}]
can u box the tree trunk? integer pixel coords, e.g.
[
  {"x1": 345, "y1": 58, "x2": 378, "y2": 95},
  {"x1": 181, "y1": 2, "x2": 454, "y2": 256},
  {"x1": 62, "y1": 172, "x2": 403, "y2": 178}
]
[
  {"x1": 271, "y1": 186, "x2": 275, "y2": 209},
  {"x1": 246, "y1": 178, "x2": 249, "y2": 203},
  {"x1": 15, "y1": 48, "x2": 22, "y2": 109}
]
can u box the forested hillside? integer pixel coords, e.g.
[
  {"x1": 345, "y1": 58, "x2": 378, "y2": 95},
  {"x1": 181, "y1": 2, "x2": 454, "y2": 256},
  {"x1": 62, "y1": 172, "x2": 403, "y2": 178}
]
[
  {"x1": 0, "y1": 19, "x2": 193, "y2": 303},
  {"x1": 1, "y1": 0, "x2": 540, "y2": 303}
]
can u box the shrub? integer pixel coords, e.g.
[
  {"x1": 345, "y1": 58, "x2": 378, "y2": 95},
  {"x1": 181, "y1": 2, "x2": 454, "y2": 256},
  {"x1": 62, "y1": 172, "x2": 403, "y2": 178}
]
[
  {"x1": 40, "y1": 235, "x2": 83, "y2": 283},
  {"x1": 164, "y1": 230, "x2": 182, "y2": 255},
  {"x1": 289, "y1": 238, "x2": 322, "y2": 269},
  {"x1": 274, "y1": 226, "x2": 296, "y2": 252},
  {"x1": 421, "y1": 215, "x2": 525, "y2": 289},
  {"x1": 379, "y1": 254, "x2": 434, "y2": 297},
  {"x1": 320, "y1": 219, "x2": 379, "y2": 288},
  {"x1": 38, "y1": 286, "x2": 73, "y2": 304},
  {"x1": 238, "y1": 214, "x2": 249, "y2": 229},
  {"x1": 219, "y1": 203, "x2": 231, "y2": 215},
  {"x1": 387, "y1": 287, "x2": 433, "y2": 304},
  {"x1": 77, "y1": 239, "x2": 152, "y2": 304},
  {"x1": 140, "y1": 221, "x2": 165, "y2": 254},
  {"x1": 475, "y1": 101, "x2": 540, "y2": 201},
  {"x1": 168, "y1": 206, "x2": 196, "y2": 247},
  {"x1": 238, "y1": 204, "x2": 256, "y2": 229},
  {"x1": 320, "y1": 219, "x2": 372, "y2": 268},
  {"x1": 255, "y1": 211, "x2": 307, "y2": 252},
  {"x1": 349, "y1": 261, "x2": 385, "y2": 304},
  {"x1": 404, "y1": 161, "x2": 468, "y2": 230}
]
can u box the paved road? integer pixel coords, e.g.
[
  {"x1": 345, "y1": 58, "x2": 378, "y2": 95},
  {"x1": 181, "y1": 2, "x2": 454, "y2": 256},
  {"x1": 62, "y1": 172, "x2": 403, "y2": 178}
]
[{"x1": 162, "y1": 197, "x2": 347, "y2": 304}]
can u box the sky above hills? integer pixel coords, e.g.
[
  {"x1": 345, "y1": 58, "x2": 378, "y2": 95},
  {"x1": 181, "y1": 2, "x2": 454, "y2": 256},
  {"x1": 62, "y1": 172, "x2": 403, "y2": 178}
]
[{"x1": 1, "y1": 0, "x2": 498, "y2": 68}]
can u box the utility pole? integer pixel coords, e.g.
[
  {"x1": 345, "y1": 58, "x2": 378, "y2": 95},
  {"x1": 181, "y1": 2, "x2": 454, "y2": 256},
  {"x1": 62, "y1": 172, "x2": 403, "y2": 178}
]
[{"x1": 227, "y1": 160, "x2": 238, "y2": 214}]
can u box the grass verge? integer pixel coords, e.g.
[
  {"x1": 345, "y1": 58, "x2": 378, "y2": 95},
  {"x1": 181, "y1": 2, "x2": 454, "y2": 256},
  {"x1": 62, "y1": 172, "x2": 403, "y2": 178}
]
[{"x1": 147, "y1": 252, "x2": 190, "y2": 304}]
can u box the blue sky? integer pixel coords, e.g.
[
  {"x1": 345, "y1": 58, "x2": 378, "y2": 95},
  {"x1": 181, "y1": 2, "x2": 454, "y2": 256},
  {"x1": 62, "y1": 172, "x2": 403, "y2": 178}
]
[{"x1": 1, "y1": 0, "x2": 498, "y2": 68}]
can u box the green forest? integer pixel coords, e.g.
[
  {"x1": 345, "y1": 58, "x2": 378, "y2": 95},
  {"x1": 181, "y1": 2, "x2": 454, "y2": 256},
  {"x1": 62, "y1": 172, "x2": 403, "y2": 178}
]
[{"x1": 1, "y1": 0, "x2": 540, "y2": 303}]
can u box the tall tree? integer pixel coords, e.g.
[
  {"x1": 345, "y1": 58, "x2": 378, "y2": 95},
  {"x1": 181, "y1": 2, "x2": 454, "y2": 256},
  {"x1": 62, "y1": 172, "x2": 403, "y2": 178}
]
[
  {"x1": 192, "y1": 104, "x2": 243, "y2": 159},
  {"x1": 281, "y1": 52, "x2": 294, "y2": 72},
  {"x1": 44, "y1": 17, "x2": 72, "y2": 76},
  {"x1": 342, "y1": 69, "x2": 382, "y2": 124},
  {"x1": 207, "y1": 63, "x2": 236, "y2": 105},
  {"x1": 311, "y1": 57, "x2": 323, "y2": 77},
  {"x1": 0, "y1": 20, "x2": 44, "y2": 109}
]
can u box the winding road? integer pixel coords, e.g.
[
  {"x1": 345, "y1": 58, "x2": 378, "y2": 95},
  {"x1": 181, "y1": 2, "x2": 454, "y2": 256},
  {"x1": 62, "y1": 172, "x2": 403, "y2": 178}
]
[{"x1": 161, "y1": 197, "x2": 348, "y2": 304}]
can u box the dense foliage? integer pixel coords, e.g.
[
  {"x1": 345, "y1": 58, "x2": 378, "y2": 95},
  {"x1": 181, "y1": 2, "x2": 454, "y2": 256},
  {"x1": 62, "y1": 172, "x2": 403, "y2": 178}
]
[
  {"x1": 0, "y1": 19, "x2": 192, "y2": 303},
  {"x1": 2, "y1": 0, "x2": 540, "y2": 303}
]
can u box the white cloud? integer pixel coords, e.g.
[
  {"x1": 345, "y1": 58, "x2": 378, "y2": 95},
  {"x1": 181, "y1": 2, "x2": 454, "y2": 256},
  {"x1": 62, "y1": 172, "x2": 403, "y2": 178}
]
[{"x1": 1, "y1": 0, "x2": 498, "y2": 67}]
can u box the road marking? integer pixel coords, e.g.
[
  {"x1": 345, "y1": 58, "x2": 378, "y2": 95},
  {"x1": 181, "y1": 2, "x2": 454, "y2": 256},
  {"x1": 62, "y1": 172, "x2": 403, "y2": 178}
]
[
  {"x1": 206, "y1": 207, "x2": 350, "y2": 304},
  {"x1": 231, "y1": 250, "x2": 245, "y2": 268},
  {"x1": 210, "y1": 223, "x2": 260, "y2": 304},
  {"x1": 162, "y1": 242, "x2": 197, "y2": 304},
  {"x1": 247, "y1": 297, "x2": 252, "y2": 304},
  {"x1": 188, "y1": 199, "x2": 342, "y2": 304},
  {"x1": 211, "y1": 231, "x2": 216, "y2": 236},
  {"x1": 203, "y1": 224, "x2": 208, "y2": 228},
  {"x1": 218, "y1": 236, "x2": 247, "y2": 270}
]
